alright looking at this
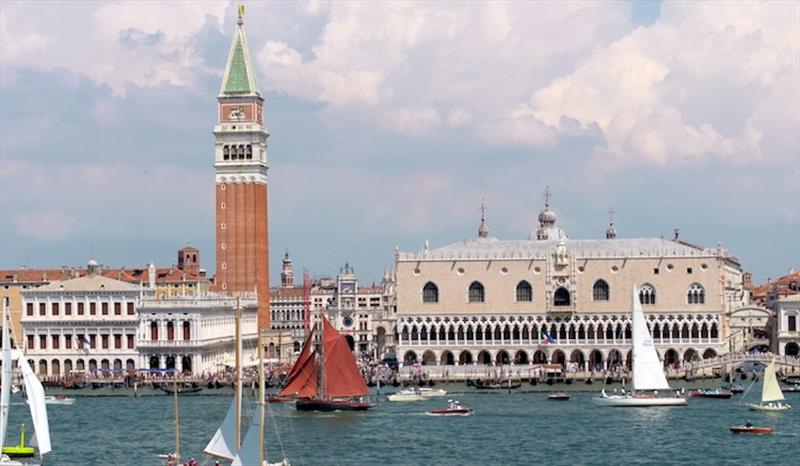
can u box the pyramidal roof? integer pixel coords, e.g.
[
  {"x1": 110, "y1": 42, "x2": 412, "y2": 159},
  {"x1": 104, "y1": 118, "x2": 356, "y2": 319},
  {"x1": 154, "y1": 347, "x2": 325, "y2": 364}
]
[{"x1": 219, "y1": 12, "x2": 261, "y2": 97}]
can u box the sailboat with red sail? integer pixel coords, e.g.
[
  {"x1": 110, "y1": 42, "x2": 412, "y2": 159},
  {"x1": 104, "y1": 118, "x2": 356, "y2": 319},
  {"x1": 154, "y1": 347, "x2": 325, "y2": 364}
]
[{"x1": 280, "y1": 316, "x2": 372, "y2": 411}]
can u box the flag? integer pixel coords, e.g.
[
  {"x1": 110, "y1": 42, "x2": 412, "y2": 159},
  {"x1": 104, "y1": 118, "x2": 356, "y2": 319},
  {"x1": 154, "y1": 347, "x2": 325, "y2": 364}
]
[
  {"x1": 541, "y1": 329, "x2": 556, "y2": 345},
  {"x1": 77, "y1": 335, "x2": 91, "y2": 352}
]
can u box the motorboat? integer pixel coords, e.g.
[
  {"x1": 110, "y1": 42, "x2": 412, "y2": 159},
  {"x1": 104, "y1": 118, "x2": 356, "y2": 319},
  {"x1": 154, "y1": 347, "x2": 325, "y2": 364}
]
[
  {"x1": 26, "y1": 395, "x2": 74, "y2": 406},
  {"x1": 729, "y1": 384, "x2": 744, "y2": 394},
  {"x1": 470, "y1": 379, "x2": 522, "y2": 390},
  {"x1": 746, "y1": 362, "x2": 791, "y2": 412},
  {"x1": 688, "y1": 388, "x2": 733, "y2": 399},
  {"x1": 548, "y1": 392, "x2": 570, "y2": 401},
  {"x1": 781, "y1": 383, "x2": 800, "y2": 393},
  {"x1": 388, "y1": 387, "x2": 447, "y2": 401},
  {"x1": 593, "y1": 287, "x2": 687, "y2": 408},
  {"x1": 729, "y1": 425, "x2": 773, "y2": 434},
  {"x1": 426, "y1": 400, "x2": 473, "y2": 417},
  {"x1": 387, "y1": 392, "x2": 424, "y2": 402}
]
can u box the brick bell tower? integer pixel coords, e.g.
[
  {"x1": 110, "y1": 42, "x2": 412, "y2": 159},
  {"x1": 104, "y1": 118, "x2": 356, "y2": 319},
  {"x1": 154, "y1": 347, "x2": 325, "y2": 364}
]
[{"x1": 214, "y1": 7, "x2": 270, "y2": 330}]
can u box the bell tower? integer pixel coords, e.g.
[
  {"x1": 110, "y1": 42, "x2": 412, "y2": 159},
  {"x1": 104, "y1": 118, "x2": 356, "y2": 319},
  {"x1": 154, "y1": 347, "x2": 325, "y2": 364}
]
[{"x1": 214, "y1": 6, "x2": 270, "y2": 329}]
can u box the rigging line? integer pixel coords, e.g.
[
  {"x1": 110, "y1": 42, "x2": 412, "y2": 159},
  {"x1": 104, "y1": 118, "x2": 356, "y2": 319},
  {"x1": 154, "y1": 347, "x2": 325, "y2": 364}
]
[{"x1": 265, "y1": 396, "x2": 288, "y2": 461}]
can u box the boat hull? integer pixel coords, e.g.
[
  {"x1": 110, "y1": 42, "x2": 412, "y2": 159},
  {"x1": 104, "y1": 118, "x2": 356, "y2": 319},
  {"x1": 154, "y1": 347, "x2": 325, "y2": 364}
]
[
  {"x1": 689, "y1": 390, "x2": 733, "y2": 399},
  {"x1": 746, "y1": 403, "x2": 791, "y2": 412},
  {"x1": 387, "y1": 394, "x2": 425, "y2": 402},
  {"x1": 295, "y1": 399, "x2": 373, "y2": 412},
  {"x1": 426, "y1": 408, "x2": 473, "y2": 416},
  {"x1": 548, "y1": 393, "x2": 570, "y2": 401},
  {"x1": 730, "y1": 426, "x2": 773, "y2": 434},
  {"x1": 592, "y1": 395, "x2": 688, "y2": 407}
]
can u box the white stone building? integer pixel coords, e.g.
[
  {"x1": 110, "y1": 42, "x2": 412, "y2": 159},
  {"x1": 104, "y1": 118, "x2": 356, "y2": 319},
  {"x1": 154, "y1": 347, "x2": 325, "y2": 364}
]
[
  {"x1": 395, "y1": 196, "x2": 743, "y2": 371},
  {"x1": 137, "y1": 294, "x2": 258, "y2": 374},
  {"x1": 774, "y1": 294, "x2": 800, "y2": 356},
  {"x1": 20, "y1": 258, "x2": 147, "y2": 377}
]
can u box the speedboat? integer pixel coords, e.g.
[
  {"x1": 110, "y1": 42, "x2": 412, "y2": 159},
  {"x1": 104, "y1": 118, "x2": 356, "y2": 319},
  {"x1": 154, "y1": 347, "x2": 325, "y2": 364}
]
[
  {"x1": 729, "y1": 384, "x2": 744, "y2": 394},
  {"x1": 548, "y1": 392, "x2": 570, "y2": 401},
  {"x1": 689, "y1": 388, "x2": 733, "y2": 399},
  {"x1": 426, "y1": 400, "x2": 473, "y2": 417},
  {"x1": 29, "y1": 395, "x2": 74, "y2": 406},
  {"x1": 388, "y1": 387, "x2": 447, "y2": 401},
  {"x1": 387, "y1": 392, "x2": 425, "y2": 402},
  {"x1": 729, "y1": 425, "x2": 773, "y2": 434}
]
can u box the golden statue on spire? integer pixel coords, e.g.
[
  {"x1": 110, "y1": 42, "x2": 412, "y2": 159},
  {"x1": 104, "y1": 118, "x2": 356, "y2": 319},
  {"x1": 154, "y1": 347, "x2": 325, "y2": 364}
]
[{"x1": 238, "y1": 4, "x2": 245, "y2": 18}]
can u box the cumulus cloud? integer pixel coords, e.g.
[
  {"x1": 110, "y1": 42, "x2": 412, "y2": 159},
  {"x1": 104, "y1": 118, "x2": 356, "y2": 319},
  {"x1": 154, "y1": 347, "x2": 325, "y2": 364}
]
[{"x1": 530, "y1": 2, "x2": 799, "y2": 164}]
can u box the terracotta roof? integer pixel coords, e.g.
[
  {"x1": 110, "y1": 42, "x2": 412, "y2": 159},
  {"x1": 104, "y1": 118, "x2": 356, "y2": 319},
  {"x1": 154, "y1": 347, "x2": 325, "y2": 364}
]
[{"x1": 2, "y1": 266, "x2": 207, "y2": 286}]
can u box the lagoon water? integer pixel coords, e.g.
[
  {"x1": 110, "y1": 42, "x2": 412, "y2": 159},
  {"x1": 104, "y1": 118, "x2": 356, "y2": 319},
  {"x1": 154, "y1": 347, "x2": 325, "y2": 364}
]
[{"x1": 7, "y1": 384, "x2": 800, "y2": 466}]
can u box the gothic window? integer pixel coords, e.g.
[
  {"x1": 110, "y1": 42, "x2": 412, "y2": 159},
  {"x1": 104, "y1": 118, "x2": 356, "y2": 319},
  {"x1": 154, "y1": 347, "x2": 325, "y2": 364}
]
[
  {"x1": 468, "y1": 281, "x2": 485, "y2": 303},
  {"x1": 237, "y1": 145, "x2": 245, "y2": 159},
  {"x1": 422, "y1": 282, "x2": 439, "y2": 303},
  {"x1": 639, "y1": 284, "x2": 656, "y2": 305},
  {"x1": 687, "y1": 283, "x2": 705, "y2": 304},
  {"x1": 246, "y1": 145, "x2": 253, "y2": 159},
  {"x1": 516, "y1": 281, "x2": 532, "y2": 302},
  {"x1": 223, "y1": 146, "x2": 230, "y2": 160},
  {"x1": 554, "y1": 287, "x2": 571, "y2": 306},
  {"x1": 592, "y1": 279, "x2": 610, "y2": 301}
]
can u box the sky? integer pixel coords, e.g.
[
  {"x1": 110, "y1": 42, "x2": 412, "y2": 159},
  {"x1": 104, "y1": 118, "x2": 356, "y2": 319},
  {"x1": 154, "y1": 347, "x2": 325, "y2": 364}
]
[{"x1": 0, "y1": 1, "x2": 798, "y2": 286}]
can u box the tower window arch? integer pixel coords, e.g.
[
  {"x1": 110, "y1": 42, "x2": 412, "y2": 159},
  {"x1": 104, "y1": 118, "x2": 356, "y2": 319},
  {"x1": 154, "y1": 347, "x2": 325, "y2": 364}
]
[
  {"x1": 468, "y1": 281, "x2": 485, "y2": 303},
  {"x1": 237, "y1": 145, "x2": 245, "y2": 159},
  {"x1": 554, "y1": 287, "x2": 571, "y2": 306},
  {"x1": 422, "y1": 282, "x2": 439, "y2": 303},
  {"x1": 592, "y1": 279, "x2": 610, "y2": 301},
  {"x1": 223, "y1": 145, "x2": 230, "y2": 161},
  {"x1": 687, "y1": 283, "x2": 705, "y2": 304},
  {"x1": 639, "y1": 284, "x2": 656, "y2": 305},
  {"x1": 516, "y1": 281, "x2": 532, "y2": 302},
  {"x1": 246, "y1": 145, "x2": 253, "y2": 160}
]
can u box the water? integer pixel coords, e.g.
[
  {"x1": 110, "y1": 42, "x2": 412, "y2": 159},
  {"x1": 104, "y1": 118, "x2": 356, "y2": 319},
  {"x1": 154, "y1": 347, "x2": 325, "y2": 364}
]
[{"x1": 6, "y1": 385, "x2": 800, "y2": 465}]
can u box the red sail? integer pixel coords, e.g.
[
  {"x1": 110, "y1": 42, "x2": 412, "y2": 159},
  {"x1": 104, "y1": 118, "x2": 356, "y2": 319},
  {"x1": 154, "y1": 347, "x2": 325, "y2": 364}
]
[
  {"x1": 322, "y1": 316, "x2": 369, "y2": 398},
  {"x1": 278, "y1": 329, "x2": 318, "y2": 398}
]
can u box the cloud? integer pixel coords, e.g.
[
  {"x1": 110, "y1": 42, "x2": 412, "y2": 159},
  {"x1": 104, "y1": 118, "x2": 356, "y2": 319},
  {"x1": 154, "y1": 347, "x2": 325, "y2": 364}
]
[
  {"x1": 13, "y1": 212, "x2": 77, "y2": 240},
  {"x1": 530, "y1": 1, "x2": 799, "y2": 165}
]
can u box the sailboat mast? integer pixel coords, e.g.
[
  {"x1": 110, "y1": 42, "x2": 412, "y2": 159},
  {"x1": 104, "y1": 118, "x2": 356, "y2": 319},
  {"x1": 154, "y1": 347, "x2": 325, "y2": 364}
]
[
  {"x1": 0, "y1": 299, "x2": 12, "y2": 453},
  {"x1": 173, "y1": 371, "x2": 180, "y2": 466},
  {"x1": 235, "y1": 296, "x2": 242, "y2": 450},
  {"x1": 318, "y1": 311, "x2": 325, "y2": 400},
  {"x1": 258, "y1": 327, "x2": 265, "y2": 466}
]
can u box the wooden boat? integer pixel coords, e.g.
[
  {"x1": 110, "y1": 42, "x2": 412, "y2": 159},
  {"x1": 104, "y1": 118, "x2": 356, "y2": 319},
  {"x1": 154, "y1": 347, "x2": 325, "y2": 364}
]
[
  {"x1": 689, "y1": 388, "x2": 733, "y2": 399},
  {"x1": 746, "y1": 362, "x2": 792, "y2": 412},
  {"x1": 160, "y1": 384, "x2": 203, "y2": 395},
  {"x1": 278, "y1": 316, "x2": 372, "y2": 412},
  {"x1": 593, "y1": 287, "x2": 687, "y2": 408},
  {"x1": 548, "y1": 392, "x2": 570, "y2": 401},
  {"x1": 729, "y1": 425, "x2": 773, "y2": 434},
  {"x1": 426, "y1": 408, "x2": 473, "y2": 417},
  {"x1": 427, "y1": 401, "x2": 474, "y2": 417},
  {"x1": 471, "y1": 379, "x2": 522, "y2": 390}
]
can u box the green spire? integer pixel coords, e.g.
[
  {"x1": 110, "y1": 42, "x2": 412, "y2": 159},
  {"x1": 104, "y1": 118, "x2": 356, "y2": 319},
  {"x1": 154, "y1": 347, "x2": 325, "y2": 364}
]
[{"x1": 224, "y1": 35, "x2": 251, "y2": 94}]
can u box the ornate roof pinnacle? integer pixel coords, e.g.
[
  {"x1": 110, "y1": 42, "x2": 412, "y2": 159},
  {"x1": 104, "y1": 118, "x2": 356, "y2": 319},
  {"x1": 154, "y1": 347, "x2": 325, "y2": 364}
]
[
  {"x1": 237, "y1": 4, "x2": 245, "y2": 25},
  {"x1": 478, "y1": 198, "x2": 489, "y2": 238}
]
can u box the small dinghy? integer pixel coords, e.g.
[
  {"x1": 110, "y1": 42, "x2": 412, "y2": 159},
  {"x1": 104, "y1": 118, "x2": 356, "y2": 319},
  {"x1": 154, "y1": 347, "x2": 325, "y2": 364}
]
[
  {"x1": 729, "y1": 425, "x2": 773, "y2": 434},
  {"x1": 548, "y1": 392, "x2": 570, "y2": 401},
  {"x1": 426, "y1": 400, "x2": 474, "y2": 417}
]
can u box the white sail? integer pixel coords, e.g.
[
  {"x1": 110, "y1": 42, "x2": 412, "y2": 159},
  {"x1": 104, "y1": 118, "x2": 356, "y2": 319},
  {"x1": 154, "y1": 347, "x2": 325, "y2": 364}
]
[
  {"x1": 203, "y1": 397, "x2": 238, "y2": 460},
  {"x1": 231, "y1": 416, "x2": 261, "y2": 466},
  {"x1": 0, "y1": 303, "x2": 12, "y2": 452},
  {"x1": 631, "y1": 286, "x2": 670, "y2": 391},
  {"x1": 761, "y1": 362, "x2": 785, "y2": 403},
  {"x1": 17, "y1": 354, "x2": 51, "y2": 455}
]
